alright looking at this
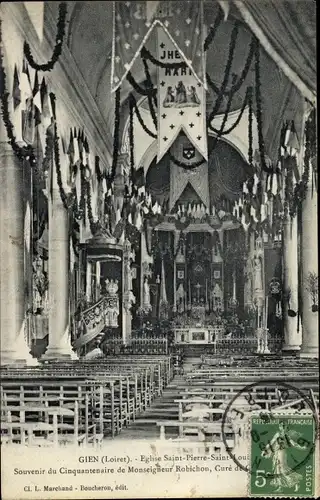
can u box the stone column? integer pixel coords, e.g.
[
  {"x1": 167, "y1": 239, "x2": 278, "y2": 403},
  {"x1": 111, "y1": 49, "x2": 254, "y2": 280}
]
[
  {"x1": 300, "y1": 174, "x2": 318, "y2": 357},
  {"x1": 42, "y1": 187, "x2": 76, "y2": 360},
  {"x1": 0, "y1": 140, "x2": 37, "y2": 365},
  {"x1": 282, "y1": 216, "x2": 301, "y2": 352},
  {"x1": 122, "y1": 240, "x2": 133, "y2": 345}
]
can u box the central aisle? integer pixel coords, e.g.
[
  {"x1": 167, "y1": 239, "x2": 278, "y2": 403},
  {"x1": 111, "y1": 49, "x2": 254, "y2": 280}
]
[{"x1": 111, "y1": 357, "x2": 200, "y2": 441}]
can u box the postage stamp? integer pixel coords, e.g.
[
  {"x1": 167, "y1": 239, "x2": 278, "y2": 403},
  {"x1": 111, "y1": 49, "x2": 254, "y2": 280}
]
[{"x1": 249, "y1": 414, "x2": 316, "y2": 497}]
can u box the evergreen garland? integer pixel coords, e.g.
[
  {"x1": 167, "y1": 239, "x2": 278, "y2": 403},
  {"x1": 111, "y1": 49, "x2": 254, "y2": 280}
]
[
  {"x1": 24, "y1": 3, "x2": 68, "y2": 72},
  {"x1": 129, "y1": 94, "x2": 135, "y2": 182},
  {"x1": 130, "y1": 94, "x2": 157, "y2": 139},
  {"x1": 254, "y1": 41, "x2": 272, "y2": 174},
  {"x1": 142, "y1": 56, "x2": 158, "y2": 129},
  {"x1": 290, "y1": 109, "x2": 315, "y2": 216},
  {"x1": 0, "y1": 22, "x2": 36, "y2": 165},
  {"x1": 110, "y1": 87, "x2": 121, "y2": 181},
  {"x1": 86, "y1": 178, "x2": 99, "y2": 235},
  {"x1": 203, "y1": 7, "x2": 223, "y2": 52},
  {"x1": 168, "y1": 150, "x2": 206, "y2": 170},
  {"x1": 207, "y1": 36, "x2": 256, "y2": 97},
  {"x1": 127, "y1": 71, "x2": 157, "y2": 97},
  {"x1": 53, "y1": 121, "x2": 73, "y2": 210},
  {"x1": 207, "y1": 21, "x2": 239, "y2": 125},
  {"x1": 141, "y1": 46, "x2": 187, "y2": 70},
  {"x1": 208, "y1": 74, "x2": 237, "y2": 141},
  {"x1": 42, "y1": 125, "x2": 55, "y2": 173},
  {"x1": 248, "y1": 86, "x2": 253, "y2": 168}
]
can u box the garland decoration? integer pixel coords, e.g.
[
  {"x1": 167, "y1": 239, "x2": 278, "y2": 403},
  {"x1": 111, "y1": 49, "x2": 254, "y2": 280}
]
[
  {"x1": 71, "y1": 222, "x2": 80, "y2": 258},
  {"x1": 254, "y1": 41, "x2": 272, "y2": 174},
  {"x1": 0, "y1": 22, "x2": 36, "y2": 165},
  {"x1": 290, "y1": 108, "x2": 315, "y2": 216},
  {"x1": 86, "y1": 178, "x2": 99, "y2": 235},
  {"x1": 207, "y1": 74, "x2": 238, "y2": 138},
  {"x1": 168, "y1": 150, "x2": 206, "y2": 170},
  {"x1": 126, "y1": 71, "x2": 157, "y2": 97},
  {"x1": 110, "y1": 87, "x2": 121, "y2": 182},
  {"x1": 141, "y1": 46, "x2": 187, "y2": 70},
  {"x1": 129, "y1": 94, "x2": 135, "y2": 182},
  {"x1": 130, "y1": 94, "x2": 157, "y2": 139},
  {"x1": 42, "y1": 125, "x2": 55, "y2": 173},
  {"x1": 53, "y1": 121, "x2": 73, "y2": 211},
  {"x1": 142, "y1": 56, "x2": 158, "y2": 129},
  {"x1": 24, "y1": 2, "x2": 68, "y2": 72},
  {"x1": 203, "y1": 7, "x2": 224, "y2": 52},
  {"x1": 207, "y1": 36, "x2": 256, "y2": 97},
  {"x1": 207, "y1": 21, "x2": 239, "y2": 125},
  {"x1": 248, "y1": 86, "x2": 253, "y2": 168}
]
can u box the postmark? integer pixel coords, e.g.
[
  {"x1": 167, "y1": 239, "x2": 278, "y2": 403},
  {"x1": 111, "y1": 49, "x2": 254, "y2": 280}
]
[
  {"x1": 221, "y1": 380, "x2": 318, "y2": 482},
  {"x1": 249, "y1": 413, "x2": 316, "y2": 497}
]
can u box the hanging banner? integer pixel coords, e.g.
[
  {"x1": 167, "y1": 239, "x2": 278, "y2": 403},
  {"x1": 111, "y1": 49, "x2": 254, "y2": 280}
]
[
  {"x1": 111, "y1": 0, "x2": 206, "y2": 92},
  {"x1": 157, "y1": 27, "x2": 207, "y2": 163}
]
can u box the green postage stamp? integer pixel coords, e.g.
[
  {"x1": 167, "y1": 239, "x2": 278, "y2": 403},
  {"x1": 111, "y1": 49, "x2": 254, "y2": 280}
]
[{"x1": 250, "y1": 414, "x2": 316, "y2": 497}]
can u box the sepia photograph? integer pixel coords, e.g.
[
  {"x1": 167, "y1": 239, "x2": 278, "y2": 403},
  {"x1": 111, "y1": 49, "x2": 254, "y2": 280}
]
[{"x1": 0, "y1": 1, "x2": 318, "y2": 498}]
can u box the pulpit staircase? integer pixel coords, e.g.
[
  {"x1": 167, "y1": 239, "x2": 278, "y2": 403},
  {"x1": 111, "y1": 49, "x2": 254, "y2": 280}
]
[{"x1": 73, "y1": 297, "x2": 107, "y2": 350}]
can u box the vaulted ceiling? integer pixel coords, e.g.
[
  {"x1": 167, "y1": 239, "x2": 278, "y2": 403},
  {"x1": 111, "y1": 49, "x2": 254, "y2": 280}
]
[{"x1": 45, "y1": 1, "x2": 315, "y2": 161}]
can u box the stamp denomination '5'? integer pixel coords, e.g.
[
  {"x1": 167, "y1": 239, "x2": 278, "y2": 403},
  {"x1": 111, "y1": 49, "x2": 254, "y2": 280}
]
[{"x1": 250, "y1": 415, "x2": 316, "y2": 497}]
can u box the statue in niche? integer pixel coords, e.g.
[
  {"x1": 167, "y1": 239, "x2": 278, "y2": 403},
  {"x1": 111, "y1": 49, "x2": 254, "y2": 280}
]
[
  {"x1": 32, "y1": 256, "x2": 48, "y2": 315},
  {"x1": 176, "y1": 283, "x2": 185, "y2": 314},
  {"x1": 143, "y1": 277, "x2": 151, "y2": 310},
  {"x1": 253, "y1": 254, "x2": 263, "y2": 297},
  {"x1": 105, "y1": 279, "x2": 119, "y2": 328}
]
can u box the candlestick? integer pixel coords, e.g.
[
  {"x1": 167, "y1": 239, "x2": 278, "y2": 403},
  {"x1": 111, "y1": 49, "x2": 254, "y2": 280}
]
[
  {"x1": 205, "y1": 279, "x2": 208, "y2": 303},
  {"x1": 188, "y1": 280, "x2": 191, "y2": 303}
]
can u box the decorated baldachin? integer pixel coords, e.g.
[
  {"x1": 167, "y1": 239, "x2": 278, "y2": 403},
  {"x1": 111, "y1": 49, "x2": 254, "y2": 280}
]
[
  {"x1": 114, "y1": 10, "x2": 265, "y2": 174},
  {"x1": 111, "y1": 4, "x2": 316, "y2": 237}
]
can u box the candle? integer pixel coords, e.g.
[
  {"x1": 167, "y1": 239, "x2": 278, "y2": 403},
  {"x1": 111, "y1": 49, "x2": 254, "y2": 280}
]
[
  {"x1": 205, "y1": 279, "x2": 208, "y2": 303},
  {"x1": 265, "y1": 296, "x2": 268, "y2": 328},
  {"x1": 232, "y1": 268, "x2": 236, "y2": 301},
  {"x1": 189, "y1": 280, "x2": 191, "y2": 303}
]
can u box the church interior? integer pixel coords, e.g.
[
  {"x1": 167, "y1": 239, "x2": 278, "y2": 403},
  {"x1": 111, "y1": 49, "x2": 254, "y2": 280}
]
[{"x1": 0, "y1": 1, "x2": 318, "y2": 446}]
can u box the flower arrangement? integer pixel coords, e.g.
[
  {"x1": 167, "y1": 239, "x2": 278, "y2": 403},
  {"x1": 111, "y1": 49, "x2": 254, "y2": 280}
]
[{"x1": 306, "y1": 272, "x2": 318, "y2": 312}]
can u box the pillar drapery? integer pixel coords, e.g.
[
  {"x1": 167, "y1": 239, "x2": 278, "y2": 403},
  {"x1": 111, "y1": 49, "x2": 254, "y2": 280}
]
[
  {"x1": 300, "y1": 174, "x2": 318, "y2": 357},
  {"x1": 0, "y1": 140, "x2": 37, "y2": 365},
  {"x1": 282, "y1": 216, "x2": 301, "y2": 352}
]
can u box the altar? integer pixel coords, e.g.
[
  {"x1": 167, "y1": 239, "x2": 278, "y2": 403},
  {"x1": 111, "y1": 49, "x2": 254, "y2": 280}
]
[{"x1": 174, "y1": 327, "x2": 216, "y2": 345}]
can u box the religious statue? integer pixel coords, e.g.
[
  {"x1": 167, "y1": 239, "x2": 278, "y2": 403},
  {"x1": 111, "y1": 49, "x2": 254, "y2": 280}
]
[
  {"x1": 32, "y1": 256, "x2": 48, "y2": 315},
  {"x1": 176, "y1": 283, "x2": 185, "y2": 314},
  {"x1": 253, "y1": 254, "x2": 263, "y2": 299},
  {"x1": 143, "y1": 277, "x2": 151, "y2": 310},
  {"x1": 104, "y1": 279, "x2": 119, "y2": 328},
  {"x1": 212, "y1": 283, "x2": 223, "y2": 313}
]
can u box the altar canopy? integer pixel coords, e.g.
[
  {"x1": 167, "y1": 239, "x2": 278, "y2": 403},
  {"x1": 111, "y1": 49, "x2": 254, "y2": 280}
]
[{"x1": 111, "y1": 0, "x2": 206, "y2": 92}]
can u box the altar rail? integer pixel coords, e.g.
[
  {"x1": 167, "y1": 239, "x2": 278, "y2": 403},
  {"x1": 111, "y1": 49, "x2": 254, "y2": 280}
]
[
  {"x1": 103, "y1": 337, "x2": 168, "y2": 355},
  {"x1": 173, "y1": 334, "x2": 282, "y2": 356},
  {"x1": 215, "y1": 335, "x2": 282, "y2": 355}
]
